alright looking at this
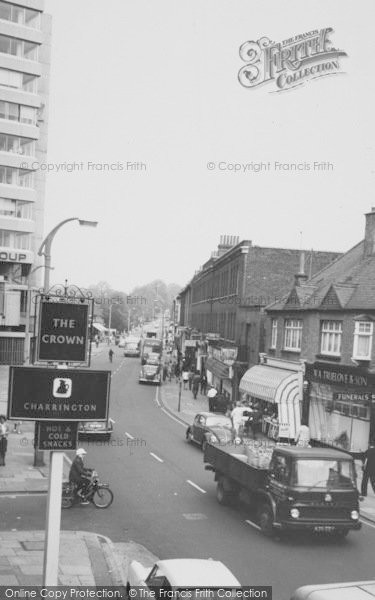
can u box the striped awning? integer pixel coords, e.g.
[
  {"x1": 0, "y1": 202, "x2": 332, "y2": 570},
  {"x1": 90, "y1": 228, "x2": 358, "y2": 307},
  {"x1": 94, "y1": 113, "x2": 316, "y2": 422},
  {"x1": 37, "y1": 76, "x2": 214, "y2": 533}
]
[
  {"x1": 92, "y1": 322, "x2": 107, "y2": 332},
  {"x1": 239, "y1": 365, "x2": 298, "y2": 403}
]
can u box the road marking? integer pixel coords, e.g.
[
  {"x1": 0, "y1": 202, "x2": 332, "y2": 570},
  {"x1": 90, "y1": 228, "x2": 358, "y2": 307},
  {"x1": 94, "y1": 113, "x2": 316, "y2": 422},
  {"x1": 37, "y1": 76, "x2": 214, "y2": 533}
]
[
  {"x1": 182, "y1": 513, "x2": 207, "y2": 520},
  {"x1": 361, "y1": 518, "x2": 375, "y2": 530},
  {"x1": 161, "y1": 408, "x2": 187, "y2": 428},
  {"x1": 155, "y1": 387, "x2": 160, "y2": 407},
  {"x1": 125, "y1": 432, "x2": 135, "y2": 440},
  {"x1": 186, "y1": 480, "x2": 206, "y2": 494},
  {"x1": 245, "y1": 519, "x2": 261, "y2": 531},
  {"x1": 63, "y1": 453, "x2": 72, "y2": 465},
  {"x1": 150, "y1": 452, "x2": 164, "y2": 463}
]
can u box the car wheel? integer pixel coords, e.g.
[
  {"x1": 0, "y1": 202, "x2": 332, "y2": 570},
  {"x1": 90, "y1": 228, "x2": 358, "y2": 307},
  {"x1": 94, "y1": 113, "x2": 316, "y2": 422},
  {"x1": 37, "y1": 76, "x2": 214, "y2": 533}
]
[
  {"x1": 258, "y1": 504, "x2": 274, "y2": 537},
  {"x1": 186, "y1": 429, "x2": 193, "y2": 443},
  {"x1": 201, "y1": 440, "x2": 208, "y2": 452}
]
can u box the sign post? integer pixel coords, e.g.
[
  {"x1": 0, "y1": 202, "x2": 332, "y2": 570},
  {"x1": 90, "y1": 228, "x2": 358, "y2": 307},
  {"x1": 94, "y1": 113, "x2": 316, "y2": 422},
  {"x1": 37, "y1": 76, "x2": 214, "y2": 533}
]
[{"x1": 43, "y1": 451, "x2": 64, "y2": 585}]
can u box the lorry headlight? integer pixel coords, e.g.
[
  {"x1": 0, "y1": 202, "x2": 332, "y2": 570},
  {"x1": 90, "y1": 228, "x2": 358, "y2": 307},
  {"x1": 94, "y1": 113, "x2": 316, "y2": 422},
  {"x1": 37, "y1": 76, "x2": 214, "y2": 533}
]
[
  {"x1": 290, "y1": 508, "x2": 300, "y2": 519},
  {"x1": 351, "y1": 510, "x2": 359, "y2": 520}
]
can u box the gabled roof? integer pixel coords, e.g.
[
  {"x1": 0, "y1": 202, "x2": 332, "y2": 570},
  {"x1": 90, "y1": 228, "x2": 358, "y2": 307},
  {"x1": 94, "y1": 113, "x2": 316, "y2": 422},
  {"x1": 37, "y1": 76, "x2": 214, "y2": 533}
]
[{"x1": 267, "y1": 240, "x2": 375, "y2": 312}]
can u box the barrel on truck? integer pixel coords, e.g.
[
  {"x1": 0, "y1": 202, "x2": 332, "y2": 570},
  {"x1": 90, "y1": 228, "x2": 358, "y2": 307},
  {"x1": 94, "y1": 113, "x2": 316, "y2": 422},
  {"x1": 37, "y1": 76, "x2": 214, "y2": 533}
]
[{"x1": 204, "y1": 442, "x2": 361, "y2": 538}]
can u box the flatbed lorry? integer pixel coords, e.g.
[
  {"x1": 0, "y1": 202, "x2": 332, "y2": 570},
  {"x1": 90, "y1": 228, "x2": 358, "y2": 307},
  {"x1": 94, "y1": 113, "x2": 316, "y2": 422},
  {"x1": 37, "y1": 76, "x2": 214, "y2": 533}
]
[{"x1": 203, "y1": 442, "x2": 361, "y2": 538}]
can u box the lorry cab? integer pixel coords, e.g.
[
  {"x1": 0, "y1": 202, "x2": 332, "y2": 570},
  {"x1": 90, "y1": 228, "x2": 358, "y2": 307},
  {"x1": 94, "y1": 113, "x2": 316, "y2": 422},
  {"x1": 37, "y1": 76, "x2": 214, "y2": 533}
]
[{"x1": 264, "y1": 447, "x2": 361, "y2": 536}]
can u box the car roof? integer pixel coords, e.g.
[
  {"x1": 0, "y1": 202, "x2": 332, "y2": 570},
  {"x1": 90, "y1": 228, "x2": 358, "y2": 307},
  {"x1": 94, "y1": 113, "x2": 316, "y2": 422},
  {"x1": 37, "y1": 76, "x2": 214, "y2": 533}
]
[
  {"x1": 291, "y1": 581, "x2": 375, "y2": 599},
  {"x1": 156, "y1": 559, "x2": 240, "y2": 586},
  {"x1": 276, "y1": 447, "x2": 352, "y2": 460}
]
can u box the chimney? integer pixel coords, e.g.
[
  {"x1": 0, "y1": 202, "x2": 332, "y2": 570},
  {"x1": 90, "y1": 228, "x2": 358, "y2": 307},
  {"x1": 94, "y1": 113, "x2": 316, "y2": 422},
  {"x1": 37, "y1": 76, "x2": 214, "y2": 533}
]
[
  {"x1": 294, "y1": 251, "x2": 308, "y2": 286},
  {"x1": 364, "y1": 208, "x2": 375, "y2": 257},
  {"x1": 217, "y1": 235, "x2": 240, "y2": 256}
]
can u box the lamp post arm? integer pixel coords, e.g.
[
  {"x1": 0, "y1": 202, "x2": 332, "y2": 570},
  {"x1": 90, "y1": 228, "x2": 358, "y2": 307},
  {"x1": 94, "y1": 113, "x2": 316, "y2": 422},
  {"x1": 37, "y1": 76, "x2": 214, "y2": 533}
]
[{"x1": 37, "y1": 218, "x2": 79, "y2": 257}]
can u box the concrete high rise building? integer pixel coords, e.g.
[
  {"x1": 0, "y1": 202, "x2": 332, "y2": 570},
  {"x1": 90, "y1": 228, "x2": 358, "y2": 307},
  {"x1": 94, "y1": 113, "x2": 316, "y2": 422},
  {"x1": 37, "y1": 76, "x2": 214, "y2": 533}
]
[{"x1": 0, "y1": 0, "x2": 51, "y2": 363}]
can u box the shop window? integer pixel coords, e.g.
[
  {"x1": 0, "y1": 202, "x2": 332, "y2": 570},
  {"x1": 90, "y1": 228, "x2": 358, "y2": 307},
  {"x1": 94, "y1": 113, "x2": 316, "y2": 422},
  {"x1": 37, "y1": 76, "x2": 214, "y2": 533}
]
[
  {"x1": 353, "y1": 321, "x2": 373, "y2": 361},
  {"x1": 284, "y1": 319, "x2": 302, "y2": 351},
  {"x1": 320, "y1": 320, "x2": 342, "y2": 356}
]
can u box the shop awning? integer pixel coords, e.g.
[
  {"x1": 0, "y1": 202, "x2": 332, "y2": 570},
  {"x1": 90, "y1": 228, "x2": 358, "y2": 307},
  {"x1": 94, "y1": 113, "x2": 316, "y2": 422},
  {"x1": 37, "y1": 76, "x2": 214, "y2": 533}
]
[
  {"x1": 206, "y1": 357, "x2": 230, "y2": 379},
  {"x1": 92, "y1": 322, "x2": 107, "y2": 332},
  {"x1": 239, "y1": 365, "x2": 298, "y2": 403}
]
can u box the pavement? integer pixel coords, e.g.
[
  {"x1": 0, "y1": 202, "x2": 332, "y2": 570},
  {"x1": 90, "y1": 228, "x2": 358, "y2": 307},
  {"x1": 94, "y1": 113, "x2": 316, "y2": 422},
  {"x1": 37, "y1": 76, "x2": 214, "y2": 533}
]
[{"x1": 159, "y1": 378, "x2": 375, "y2": 524}]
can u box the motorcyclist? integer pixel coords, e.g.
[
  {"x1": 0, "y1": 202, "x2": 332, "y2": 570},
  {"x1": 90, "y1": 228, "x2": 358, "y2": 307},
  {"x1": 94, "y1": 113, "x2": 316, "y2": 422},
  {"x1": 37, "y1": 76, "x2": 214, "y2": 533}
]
[{"x1": 69, "y1": 448, "x2": 93, "y2": 504}]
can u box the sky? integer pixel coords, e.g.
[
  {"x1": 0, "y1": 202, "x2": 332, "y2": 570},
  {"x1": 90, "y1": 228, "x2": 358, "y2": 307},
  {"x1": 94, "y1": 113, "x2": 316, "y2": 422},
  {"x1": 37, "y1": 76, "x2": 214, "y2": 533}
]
[{"x1": 42, "y1": 0, "x2": 375, "y2": 293}]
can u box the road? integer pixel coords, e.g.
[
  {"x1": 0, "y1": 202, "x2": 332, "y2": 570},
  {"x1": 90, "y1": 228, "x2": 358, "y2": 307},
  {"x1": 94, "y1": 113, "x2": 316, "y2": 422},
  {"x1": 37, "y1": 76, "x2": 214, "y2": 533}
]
[{"x1": 1, "y1": 349, "x2": 375, "y2": 599}]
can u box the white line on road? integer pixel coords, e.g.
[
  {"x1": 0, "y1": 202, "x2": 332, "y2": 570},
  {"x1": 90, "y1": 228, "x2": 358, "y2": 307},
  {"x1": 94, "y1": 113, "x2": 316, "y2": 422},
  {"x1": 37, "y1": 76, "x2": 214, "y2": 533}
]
[
  {"x1": 155, "y1": 387, "x2": 160, "y2": 407},
  {"x1": 161, "y1": 408, "x2": 187, "y2": 428},
  {"x1": 150, "y1": 452, "x2": 164, "y2": 463},
  {"x1": 361, "y1": 518, "x2": 375, "y2": 530},
  {"x1": 245, "y1": 519, "x2": 261, "y2": 531},
  {"x1": 186, "y1": 480, "x2": 206, "y2": 494},
  {"x1": 125, "y1": 432, "x2": 135, "y2": 440}
]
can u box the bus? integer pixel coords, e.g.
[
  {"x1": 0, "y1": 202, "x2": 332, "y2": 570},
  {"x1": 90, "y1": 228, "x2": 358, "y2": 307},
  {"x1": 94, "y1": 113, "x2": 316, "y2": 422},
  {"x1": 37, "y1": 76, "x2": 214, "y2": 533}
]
[{"x1": 141, "y1": 338, "x2": 163, "y2": 364}]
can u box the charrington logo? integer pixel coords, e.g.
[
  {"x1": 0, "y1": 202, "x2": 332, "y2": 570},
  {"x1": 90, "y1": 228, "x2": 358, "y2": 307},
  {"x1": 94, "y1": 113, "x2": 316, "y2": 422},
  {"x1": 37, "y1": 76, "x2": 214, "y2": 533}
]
[{"x1": 238, "y1": 28, "x2": 347, "y2": 92}]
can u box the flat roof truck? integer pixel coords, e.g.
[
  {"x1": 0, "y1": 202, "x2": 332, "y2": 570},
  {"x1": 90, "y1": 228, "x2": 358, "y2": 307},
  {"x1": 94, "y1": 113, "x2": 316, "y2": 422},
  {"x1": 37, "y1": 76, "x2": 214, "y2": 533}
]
[{"x1": 203, "y1": 442, "x2": 361, "y2": 538}]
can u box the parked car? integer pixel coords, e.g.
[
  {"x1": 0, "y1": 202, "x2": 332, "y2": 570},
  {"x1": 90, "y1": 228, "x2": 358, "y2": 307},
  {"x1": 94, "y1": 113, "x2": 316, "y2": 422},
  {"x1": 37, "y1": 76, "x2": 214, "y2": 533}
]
[
  {"x1": 291, "y1": 580, "x2": 375, "y2": 599},
  {"x1": 118, "y1": 338, "x2": 126, "y2": 348},
  {"x1": 139, "y1": 363, "x2": 161, "y2": 385},
  {"x1": 78, "y1": 418, "x2": 115, "y2": 440},
  {"x1": 186, "y1": 412, "x2": 235, "y2": 451},
  {"x1": 127, "y1": 558, "x2": 240, "y2": 596}
]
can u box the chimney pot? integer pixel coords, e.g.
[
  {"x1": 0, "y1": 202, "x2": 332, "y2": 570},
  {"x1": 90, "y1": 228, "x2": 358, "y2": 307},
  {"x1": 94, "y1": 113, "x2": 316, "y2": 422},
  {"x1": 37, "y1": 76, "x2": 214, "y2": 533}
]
[{"x1": 364, "y1": 209, "x2": 375, "y2": 257}]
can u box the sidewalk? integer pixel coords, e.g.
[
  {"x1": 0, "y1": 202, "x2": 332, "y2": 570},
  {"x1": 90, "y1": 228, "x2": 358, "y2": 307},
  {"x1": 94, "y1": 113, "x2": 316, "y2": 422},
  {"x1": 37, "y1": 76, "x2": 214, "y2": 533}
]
[
  {"x1": 159, "y1": 379, "x2": 375, "y2": 524},
  {"x1": 0, "y1": 531, "x2": 125, "y2": 586}
]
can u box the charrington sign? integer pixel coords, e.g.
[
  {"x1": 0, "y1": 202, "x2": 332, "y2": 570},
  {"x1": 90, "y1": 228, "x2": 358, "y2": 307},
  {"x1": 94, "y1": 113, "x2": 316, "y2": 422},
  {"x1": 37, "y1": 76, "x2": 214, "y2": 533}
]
[
  {"x1": 8, "y1": 367, "x2": 110, "y2": 421},
  {"x1": 37, "y1": 301, "x2": 89, "y2": 363},
  {"x1": 238, "y1": 28, "x2": 347, "y2": 92}
]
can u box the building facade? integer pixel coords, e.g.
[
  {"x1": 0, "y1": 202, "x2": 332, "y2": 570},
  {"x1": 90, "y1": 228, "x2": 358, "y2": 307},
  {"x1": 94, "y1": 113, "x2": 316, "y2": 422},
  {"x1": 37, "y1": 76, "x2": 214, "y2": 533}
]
[
  {"x1": 0, "y1": 0, "x2": 51, "y2": 363},
  {"x1": 178, "y1": 235, "x2": 340, "y2": 405},
  {"x1": 264, "y1": 209, "x2": 375, "y2": 453}
]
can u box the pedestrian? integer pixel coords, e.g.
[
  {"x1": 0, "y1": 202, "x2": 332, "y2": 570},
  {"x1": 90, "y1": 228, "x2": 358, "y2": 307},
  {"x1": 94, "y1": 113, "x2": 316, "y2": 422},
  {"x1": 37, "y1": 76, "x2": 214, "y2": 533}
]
[
  {"x1": 200, "y1": 373, "x2": 207, "y2": 395},
  {"x1": 109, "y1": 348, "x2": 114, "y2": 363},
  {"x1": 0, "y1": 415, "x2": 9, "y2": 466},
  {"x1": 182, "y1": 369, "x2": 189, "y2": 390},
  {"x1": 296, "y1": 424, "x2": 311, "y2": 447},
  {"x1": 361, "y1": 440, "x2": 375, "y2": 497},
  {"x1": 207, "y1": 386, "x2": 218, "y2": 411},
  {"x1": 188, "y1": 369, "x2": 194, "y2": 391},
  {"x1": 231, "y1": 402, "x2": 247, "y2": 437},
  {"x1": 192, "y1": 371, "x2": 201, "y2": 399},
  {"x1": 162, "y1": 363, "x2": 168, "y2": 382}
]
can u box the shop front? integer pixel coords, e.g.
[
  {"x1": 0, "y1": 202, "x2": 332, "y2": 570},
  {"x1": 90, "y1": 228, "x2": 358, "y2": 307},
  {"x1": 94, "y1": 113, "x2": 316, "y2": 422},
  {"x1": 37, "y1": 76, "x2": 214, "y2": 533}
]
[
  {"x1": 305, "y1": 362, "x2": 375, "y2": 454},
  {"x1": 205, "y1": 344, "x2": 238, "y2": 404},
  {"x1": 239, "y1": 359, "x2": 302, "y2": 440}
]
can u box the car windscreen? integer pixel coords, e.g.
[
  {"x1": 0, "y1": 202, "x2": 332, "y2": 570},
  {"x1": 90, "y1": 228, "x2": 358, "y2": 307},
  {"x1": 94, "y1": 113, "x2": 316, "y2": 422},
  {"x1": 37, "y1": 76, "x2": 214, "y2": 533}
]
[
  {"x1": 206, "y1": 416, "x2": 232, "y2": 428},
  {"x1": 293, "y1": 459, "x2": 355, "y2": 489}
]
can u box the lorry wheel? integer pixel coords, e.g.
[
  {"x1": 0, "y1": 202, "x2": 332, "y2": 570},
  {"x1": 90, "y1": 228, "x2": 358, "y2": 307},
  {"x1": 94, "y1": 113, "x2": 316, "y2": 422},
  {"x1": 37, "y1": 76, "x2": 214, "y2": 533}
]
[
  {"x1": 216, "y1": 482, "x2": 234, "y2": 505},
  {"x1": 258, "y1": 504, "x2": 274, "y2": 537}
]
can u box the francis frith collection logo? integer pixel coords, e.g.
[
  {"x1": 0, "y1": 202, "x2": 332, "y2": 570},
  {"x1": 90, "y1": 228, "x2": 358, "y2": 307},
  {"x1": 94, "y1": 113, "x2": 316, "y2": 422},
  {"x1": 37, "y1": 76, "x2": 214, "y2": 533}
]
[{"x1": 238, "y1": 28, "x2": 347, "y2": 92}]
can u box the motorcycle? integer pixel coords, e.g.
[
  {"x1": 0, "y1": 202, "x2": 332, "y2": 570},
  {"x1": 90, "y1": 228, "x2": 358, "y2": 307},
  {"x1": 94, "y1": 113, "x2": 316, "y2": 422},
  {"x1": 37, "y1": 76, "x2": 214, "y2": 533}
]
[{"x1": 61, "y1": 470, "x2": 114, "y2": 509}]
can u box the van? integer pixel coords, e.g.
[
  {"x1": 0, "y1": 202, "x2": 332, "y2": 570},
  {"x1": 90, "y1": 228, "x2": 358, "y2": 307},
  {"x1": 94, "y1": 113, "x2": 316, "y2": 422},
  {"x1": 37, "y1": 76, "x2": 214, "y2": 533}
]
[{"x1": 291, "y1": 580, "x2": 375, "y2": 599}]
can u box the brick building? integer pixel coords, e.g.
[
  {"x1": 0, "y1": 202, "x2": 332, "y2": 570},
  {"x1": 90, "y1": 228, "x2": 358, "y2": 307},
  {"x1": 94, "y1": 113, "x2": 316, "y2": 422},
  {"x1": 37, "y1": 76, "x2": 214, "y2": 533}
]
[
  {"x1": 263, "y1": 209, "x2": 375, "y2": 453},
  {"x1": 177, "y1": 236, "x2": 340, "y2": 405}
]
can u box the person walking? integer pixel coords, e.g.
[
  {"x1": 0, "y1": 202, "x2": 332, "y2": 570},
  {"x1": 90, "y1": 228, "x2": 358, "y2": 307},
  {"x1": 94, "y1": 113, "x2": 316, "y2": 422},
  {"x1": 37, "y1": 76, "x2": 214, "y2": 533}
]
[
  {"x1": 182, "y1": 369, "x2": 189, "y2": 390},
  {"x1": 162, "y1": 363, "x2": 168, "y2": 382},
  {"x1": 0, "y1": 415, "x2": 9, "y2": 466},
  {"x1": 192, "y1": 371, "x2": 201, "y2": 399},
  {"x1": 207, "y1": 386, "x2": 218, "y2": 411},
  {"x1": 188, "y1": 369, "x2": 194, "y2": 391},
  {"x1": 108, "y1": 348, "x2": 114, "y2": 363},
  {"x1": 200, "y1": 373, "x2": 207, "y2": 395},
  {"x1": 361, "y1": 441, "x2": 375, "y2": 497}
]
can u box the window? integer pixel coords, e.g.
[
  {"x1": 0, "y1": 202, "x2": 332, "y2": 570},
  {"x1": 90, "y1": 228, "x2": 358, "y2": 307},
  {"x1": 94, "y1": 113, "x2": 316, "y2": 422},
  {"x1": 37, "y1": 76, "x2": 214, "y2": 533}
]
[
  {"x1": 271, "y1": 319, "x2": 278, "y2": 349},
  {"x1": 20, "y1": 105, "x2": 36, "y2": 124},
  {"x1": 353, "y1": 321, "x2": 373, "y2": 360},
  {"x1": 320, "y1": 320, "x2": 342, "y2": 355},
  {"x1": 0, "y1": 101, "x2": 36, "y2": 123},
  {"x1": 284, "y1": 319, "x2": 302, "y2": 351},
  {"x1": 0, "y1": 229, "x2": 30, "y2": 249},
  {"x1": 0, "y1": 134, "x2": 34, "y2": 155},
  {"x1": 0, "y1": 166, "x2": 33, "y2": 187},
  {"x1": 0, "y1": 229, "x2": 10, "y2": 246},
  {"x1": 0, "y1": 35, "x2": 38, "y2": 60},
  {"x1": 0, "y1": 2, "x2": 40, "y2": 29},
  {"x1": 0, "y1": 199, "x2": 33, "y2": 219}
]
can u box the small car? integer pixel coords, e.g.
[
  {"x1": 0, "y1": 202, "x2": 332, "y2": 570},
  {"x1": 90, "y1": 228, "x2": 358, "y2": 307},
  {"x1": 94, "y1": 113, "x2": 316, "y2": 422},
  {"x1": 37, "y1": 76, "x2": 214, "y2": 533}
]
[
  {"x1": 139, "y1": 363, "x2": 161, "y2": 385},
  {"x1": 127, "y1": 558, "x2": 240, "y2": 595},
  {"x1": 186, "y1": 412, "x2": 235, "y2": 450},
  {"x1": 78, "y1": 418, "x2": 115, "y2": 441},
  {"x1": 291, "y1": 580, "x2": 375, "y2": 599}
]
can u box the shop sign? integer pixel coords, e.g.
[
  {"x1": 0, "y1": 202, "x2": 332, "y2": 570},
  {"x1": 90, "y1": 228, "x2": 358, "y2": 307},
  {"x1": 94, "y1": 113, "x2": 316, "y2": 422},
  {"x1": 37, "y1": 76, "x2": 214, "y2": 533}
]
[
  {"x1": 38, "y1": 421, "x2": 78, "y2": 451},
  {"x1": 306, "y1": 362, "x2": 374, "y2": 388},
  {"x1": 37, "y1": 301, "x2": 89, "y2": 363},
  {"x1": 8, "y1": 367, "x2": 110, "y2": 421}
]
